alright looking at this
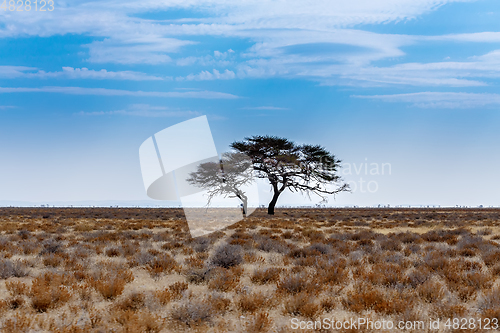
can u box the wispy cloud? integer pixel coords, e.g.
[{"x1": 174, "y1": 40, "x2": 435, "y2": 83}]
[
  {"x1": 0, "y1": 86, "x2": 239, "y2": 99},
  {"x1": 0, "y1": 0, "x2": 475, "y2": 69},
  {"x1": 425, "y1": 32, "x2": 500, "y2": 43},
  {"x1": 0, "y1": 66, "x2": 166, "y2": 81},
  {"x1": 352, "y1": 92, "x2": 500, "y2": 108},
  {"x1": 0, "y1": 0, "x2": 489, "y2": 89},
  {"x1": 77, "y1": 104, "x2": 201, "y2": 117},
  {"x1": 176, "y1": 50, "x2": 235, "y2": 67},
  {"x1": 85, "y1": 37, "x2": 196, "y2": 64},
  {"x1": 0, "y1": 105, "x2": 16, "y2": 110},
  {"x1": 240, "y1": 106, "x2": 290, "y2": 110},
  {"x1": 178, "y1": 69, "x2": 236, "y2": 81}
]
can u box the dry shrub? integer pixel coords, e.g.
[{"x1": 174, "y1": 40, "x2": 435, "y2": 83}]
[
  {"x1": 42, "y1": 253, "x2": 64, "y2": 267},
  {"x1": 421, "y1": 230, "x2": 452, "y2": 242},
  {"x1": 458, "y1": 247, "x2": 477, "y2": 257},
  {"x1": 170, "y1": 297, "x2": 215, "y2": 327},
  {"x1": 342, "y1": 284, "x2": 408, "y2": 314},
  {"x1": 245, "y1": 312, "x2": 273, "y2": 333},
  {"x1": 0, "y1": 259, "x2": 30, "y2": 279},
  {"x1": 208, "y1": 293, "x2": 231, "y2": 314},
  {"x1": 105, "y1": 247, "x2": 122, "y2": 257},
  {"x1": 91, "y1": 276, "x2": 127, "y2": 300},
  {"x1": 146, "y1": 253, "x2": 180, "y2": 278},
  {"x1": 478, "y1": 286, "x2": 500, "y2": 319},
  {"x1": 6, "y1": 296, "x2": 25, "y2": 310},
  {"x1": 237, "y1": 291, "x2": 272, "y2": 314},
  {"x1": 169, "y1": 281, "x2": 189, "y2": 299},
  {"x1": 365, "y1": 262, "x2": 404, "y2": 287},
  {"x1": 0, "y1": 299, "x2": 7, "y2": 314},
  {"x1": 320, "y1": 297, "x2": 336, "y2": 312},
  {"x1": 491, "y1": 264, "x2": 500, "y2": 276},
  {"x1": 30, "y1": 272, "x2": 72, "y2": 312},
  {"x1": 128, "y1": 251, "x2": 154, "y2": 268},
  {"x1": 73, "y1": 267, "x2": 89, "y2": 281},
  {"x1": 432, "y1": 302, "x2": 467, "y2": 319},
  {"x1": 424, "y1": 251, "x2": 449, "y2": 273},
  {"x1": 112, "y1": 309, "x2": 164, "y2": 333},
  {"x1": 39, "y1": 241, "x2": 63, "y2": 255},
  {"x1": 251, "y1": 267, "x2": 283, "y2": 284},
  {"x1": 121, "y1": 241, "x2": 139, "y2": 257},
  {"x1": 208, "y1": 267, "x2": 240, "y2": 292},
  {"x1": 184, "y1": 255, "x2": 205, "y2": 269},
  {"x1": 75, "y1": 283, "x2": 92, "y2": 301},
  {"x1": 482, "y1": 308, "x2": 500, "y2": 322},
  {"x1": 184, "y1": 267, "x2": 210, "y2": 284},
  {"x1": 283, "y1": 292, "x2": 320, "y2": 318},
  {"x1": 417, "y1": 279, "x2": 445, "y2": 303},
  {"x1": 276, "y1": 272, "x2": 315, "y2": 295},
  {"x1": 148, "y1": 248, "x2": 162, "y2": 256},
  {"x1": 406, "y1": 266, "x2": 432, "y2": 288},
  {"x1": 288, "y1": 247, "x2": 321, "y2": 259},
  {"x1": 19, "y1": 241, "x2": 40, "y2": 255},
  {"x1": 255, "y1": 237, "x2": 290, "y2": 254},
  {"x1": 154, "y1": 288, "x2": 173, "y2": 305},
  {"x1": 6, "y1": 280, "x2": 29, "y2": 296},
  {"x1": 395, "y1": 232, "x2": 421, "y2": 244},
  {"x1": 294, "y1": 255, "x2": 323, "y2": 267},
  {"x1": 155, "y1": 281, "x2": 189, "y2": 305},
  {"x1": 380, "y1": 238, "x2": 402, "y2": 251},
  {"x1": 2, "y1": 311, "x2": 33, "y2": 332},
  {"x1": 210, "y1": 243, "x2": 243, "y2": 268},
  {"x1": 191, "y1": 237, "x2": 212, "y2": 253},
  {"x1": 465, "y1": 270, "x2": 494, "y2": 290},
  {"x1": 316, "y1": 260, "x2": 348, "y2": 285},
  {"x1": 442, "y1": 259, "x2": 493, "y2": 301},
  {"x1": 483, "y1": 250, "x2": 500, "y2": 267},
  {"x1": 230, "y1": 238, "x2": 251, "y2": 247},
  {"x1": 244, "y1": 253, "x2": 266, "y2": 264},
  {"x1": 114, "y1": 292, "x2": 145, "y2": 311}
]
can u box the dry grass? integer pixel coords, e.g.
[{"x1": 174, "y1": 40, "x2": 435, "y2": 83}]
[{"x1": 0, "y1": 207, "x2": 499, "y2": 331}]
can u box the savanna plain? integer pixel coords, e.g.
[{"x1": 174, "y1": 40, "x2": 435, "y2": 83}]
[{"x1": 0, "y1": 208, "x2": 500, "y2": 332}]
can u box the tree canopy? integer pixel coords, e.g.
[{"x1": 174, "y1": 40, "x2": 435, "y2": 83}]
[
  {"x1": 231, "y1": 135, "x2": 349, "y2": 215},
  {"x1": 186, "y1": 152, "x2": 254, "y2": 215}
]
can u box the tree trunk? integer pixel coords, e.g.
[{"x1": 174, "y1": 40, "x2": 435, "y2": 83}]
[
  {"x1": 267, "y1": 192, "x2": 280, "y2": 215},
  {"x1": 242, "y1": 198, "x2": 248, "y2": 217}
]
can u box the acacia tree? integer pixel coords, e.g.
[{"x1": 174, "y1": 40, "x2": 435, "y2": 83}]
[
  {"x1": 231, "y1": 135, "x2": 349, "y2": 215},
  {"x1": 186, "y1": 152, "x2": 254, "y2": 216}
]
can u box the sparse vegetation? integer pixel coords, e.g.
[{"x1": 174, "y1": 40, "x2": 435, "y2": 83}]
[{"x1": 0, "y1": 207, "x2": 499, "y2": 331}]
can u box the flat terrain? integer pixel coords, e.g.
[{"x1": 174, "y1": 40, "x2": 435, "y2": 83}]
[{"x1": 1, "y1": 208, "x2": 500, "y2": 332}]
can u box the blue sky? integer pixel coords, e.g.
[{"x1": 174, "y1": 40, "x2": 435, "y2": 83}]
[{"x1": 1, "y1": 0, "x2": 500, "y2": 207}]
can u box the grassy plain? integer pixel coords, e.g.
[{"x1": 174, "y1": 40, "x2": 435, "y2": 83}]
[{"x1": 0, "y1": 207, "x2": 500, "y2": 332}]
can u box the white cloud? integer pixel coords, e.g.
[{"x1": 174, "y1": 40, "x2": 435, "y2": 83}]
[
  {"x1": 0, "y1": 66, "x2": 38, "y2": 78},
  {"x1": 0, "y1": 105, "x2": 16, "y2": 110},
  {"x1": 0, "y1": 0, "x2": 489, "y2": 88},
  {"x1": 0, "y1": 86, "x2": 239, "y2": 99},
  {"x1": 179, "y1": 69, "x2": 236, "y2": 81},
  {"x1": 426, "y1": 32, "x2": 500, "y2": 43},
  {"x1": 0, "y1": 66, "x2": 166, "y2": 80},
  {"x1": 0, "y1": 0, "x2": 474, "y2": 64},
  {"x1": 77, "y1": 104, "x2": 201, "y2": 117},
  {"x1": 86, "y1": 36, "x2": 195, "y2": 64},
  {"x1": 246, "y1": 46, "x2": 500, "y2": 87},
  {"x1": 352, "y1": 92, "x2": 500, "y2": 108},
  {"x1": 175, "y1": 54, "x2": 233, "y2": 67}
]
